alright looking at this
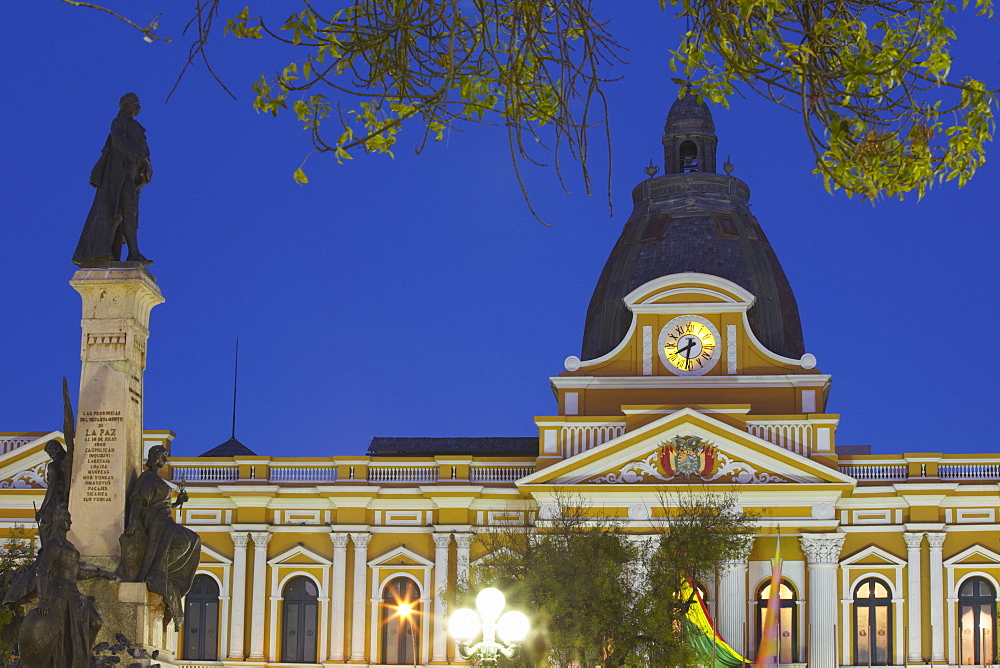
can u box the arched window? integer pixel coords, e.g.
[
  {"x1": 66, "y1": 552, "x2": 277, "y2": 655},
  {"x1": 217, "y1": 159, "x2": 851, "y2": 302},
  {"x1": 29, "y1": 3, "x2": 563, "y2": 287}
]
[
  {"x1": 680, "y1": 140, "x2": 699, "y2": 172},
  {"x1": 381, "y1": 577, "x2": 421, "y2": 665},
  {"x1": 959, "y1": 576, "x2": 996, "y2": 665},
  {"x1": 756, "y1": 578, "x2": 798, "y2": 663},
  {"x1": 183, "y1": 574, "x2": 220, "y2": 660},
  {"x1": 693, "y1": 579, "x2": 713, "y2": 619},
  {"x1": 853, "y1": 577, "x2": 893, "y2": 665},
  {"x1": 281, "y1": 576, "x2": 319, "y2": 663}
]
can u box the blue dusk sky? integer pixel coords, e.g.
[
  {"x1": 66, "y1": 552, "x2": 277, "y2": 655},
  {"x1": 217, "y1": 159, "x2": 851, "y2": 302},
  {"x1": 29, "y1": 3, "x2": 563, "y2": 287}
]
[{"x1": 2, "y1": 4, "x2": 998, "y2": 457}]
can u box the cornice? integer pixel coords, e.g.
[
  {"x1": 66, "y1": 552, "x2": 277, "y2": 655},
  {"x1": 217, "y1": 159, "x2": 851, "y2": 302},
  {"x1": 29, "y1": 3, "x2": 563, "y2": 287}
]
[{"x1": 551, "y1": 374, "x2": 831, "y2": 390}]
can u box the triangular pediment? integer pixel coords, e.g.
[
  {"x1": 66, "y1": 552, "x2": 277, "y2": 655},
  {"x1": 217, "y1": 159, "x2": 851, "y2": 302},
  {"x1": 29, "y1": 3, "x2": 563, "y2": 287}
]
[
  {"x1": 520, "y1": 409, "x2": 854, "y2": 488},
  {"x1": 268, "y1": 543, "x2": 332, "y2": 567},
  {"x1": 0, "y1": 432, "x2": 61, "y2": 490},
  {"x1": 199, "y1": 543, "x2": 233, "y2": 565},
  {"x1": 944, "y1": 545, "x2": 1000, "y2": 567},
  {"x1": 841, "y1": 545, "x2": 907, "y2": 567},
  {"x1": 368, "y1": 545, "x2": 435, "y2": 568}
]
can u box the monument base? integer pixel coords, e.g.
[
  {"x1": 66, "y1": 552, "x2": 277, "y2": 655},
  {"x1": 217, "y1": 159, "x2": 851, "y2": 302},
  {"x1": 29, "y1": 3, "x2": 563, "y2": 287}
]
[{"x1": 77, "y1": 578, "x2": 178, "y2": 667}]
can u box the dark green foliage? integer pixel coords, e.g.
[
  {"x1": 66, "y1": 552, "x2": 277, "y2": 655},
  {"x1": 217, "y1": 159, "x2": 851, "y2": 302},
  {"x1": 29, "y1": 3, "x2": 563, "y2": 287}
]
[
  {"x1": 0, "y1": 527, "x2": 36, "y2": 667},
  {"x1": 473, "y1": 490, "x2": 756, "y2": 667}
]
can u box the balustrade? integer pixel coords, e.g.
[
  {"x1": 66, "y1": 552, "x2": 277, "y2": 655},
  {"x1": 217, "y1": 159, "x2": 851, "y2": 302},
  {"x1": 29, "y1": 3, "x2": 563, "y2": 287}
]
[
  {"x1": 939, "y1": 463, "x2": 1000, "y2": 479},
  {"x1": 0, "y1": 437, "x2": 33, "y2": 454},
  {"x1": 470, "y1": 466, "x2": 534, "y2": 483},
  {"x1": 171, "y1": 466, "x2": 239, "y2": 483},
  {"x1": 269, "y1": 467, "x2": 337, "y2": 483},
  {"x1": 838, "y1": 465, "x2": 908, "y2": 481},
  {"x1": 561, "y1": 423, "x2": 626, "y2": 457},
  {"x1": 368, "y1": 466, "x2": 439, "y2": 483},
  {"x1": 748, "y1": 420, "x2": 813, "y2": 455}
]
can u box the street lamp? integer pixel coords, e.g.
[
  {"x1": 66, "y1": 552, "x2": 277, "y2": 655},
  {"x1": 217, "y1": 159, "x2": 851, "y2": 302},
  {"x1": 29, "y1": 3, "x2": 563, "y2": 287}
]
[
  {"x1": 448, "y1": 587, "x2": 529, "y2": 667},
  {"x1": 395, "y1": 602, "x2": 418, "y2": 668}
]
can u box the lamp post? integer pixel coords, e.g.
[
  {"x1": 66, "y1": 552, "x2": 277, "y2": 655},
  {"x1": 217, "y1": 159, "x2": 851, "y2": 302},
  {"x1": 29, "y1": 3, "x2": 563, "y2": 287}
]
[
  {"x1": 396, "y1": 602, "x2": 418, "y2": 668},
  {"x1": 448, "y1": 587, "x2": 529, "y2": 667}
]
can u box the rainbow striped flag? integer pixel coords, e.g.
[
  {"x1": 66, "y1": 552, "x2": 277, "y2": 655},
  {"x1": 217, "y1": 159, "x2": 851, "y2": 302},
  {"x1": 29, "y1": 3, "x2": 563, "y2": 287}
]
[
  {"x1": 682, "y1": 580, "x2": 745, "y2": 668},
  {"x1": 753, "y1": 536, "x2": 783, "y2": 668}
]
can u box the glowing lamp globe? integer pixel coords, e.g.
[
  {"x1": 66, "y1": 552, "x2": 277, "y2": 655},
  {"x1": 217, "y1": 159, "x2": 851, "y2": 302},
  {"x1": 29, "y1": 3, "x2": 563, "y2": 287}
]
[
  {"x1": 448, "y1": 608, "x2": 481, "y2": 641},
  {"x1": 396, "y1": 602, "x2": 413, "y2": 617},
  {"x1": 475, "y1": 587, "x2": 506, "y2": 621},
  {"x1": 496, "y1": 610, "x2": 529, "y2": 643}
]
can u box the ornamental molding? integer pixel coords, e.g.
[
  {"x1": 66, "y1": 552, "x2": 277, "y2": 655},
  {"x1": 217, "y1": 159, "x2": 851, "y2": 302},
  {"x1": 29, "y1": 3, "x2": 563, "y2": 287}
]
[
  {"x1": 0, "y1": 462, "x2": 47, "y2": 489},
  {"x1": 350, "y1": 532, "x2": 372, "y2": 549},
  {"x1": 726, "y1": 324, "x2": 737, "y2": 374},
  {"x1": 628, "y1": 503, "x2": 651, "y2": 520},
  {"x1": 591, "y1": 435, "x2": 786, "y2": 485},
  {"x1": 800, "y1": 534, "x2": 845, "y2": 564},
  {"x1": 926, "y1": 532, "x2": 946, "y2": 549},
  {"x1": 811, "y1": 502, "x2": 836, "y2": 520},
  {"x1": 230, "y1": 532, "x2": 251, "y2": 548},
  {"x1": 642, "y1": 326, "x2": 653, "y2": 376},
  {"x1": 250, "y1": 531, "x2": 272, "y2": 547}
]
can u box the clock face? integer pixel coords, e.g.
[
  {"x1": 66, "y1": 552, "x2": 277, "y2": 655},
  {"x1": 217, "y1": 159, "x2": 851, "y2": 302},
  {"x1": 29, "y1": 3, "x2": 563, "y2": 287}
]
[{"x1": 659, "y1": 317, "x2": 720, "y2": 375}]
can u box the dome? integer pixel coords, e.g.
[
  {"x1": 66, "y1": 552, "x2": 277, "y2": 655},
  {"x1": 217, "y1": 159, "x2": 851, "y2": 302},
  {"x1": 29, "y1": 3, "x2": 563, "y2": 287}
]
[
  {"x1": 581, "y1": 94, "x2": 805, "y2": 362},
  {"x1": 664, "y1": 93, "x2": 715, "y2": 135}
]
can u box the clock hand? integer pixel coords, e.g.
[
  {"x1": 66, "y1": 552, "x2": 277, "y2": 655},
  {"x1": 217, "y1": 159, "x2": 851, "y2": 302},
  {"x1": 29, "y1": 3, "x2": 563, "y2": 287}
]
[{"x1": 678, "y1": 338, "x2": 696, "y2": 358}]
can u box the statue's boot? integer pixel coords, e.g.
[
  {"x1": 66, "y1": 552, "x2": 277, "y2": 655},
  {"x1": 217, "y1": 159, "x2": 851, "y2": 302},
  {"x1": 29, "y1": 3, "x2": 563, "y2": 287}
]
[{"x1": 126, "y1": 252, "x2": 154, "y2": 266}]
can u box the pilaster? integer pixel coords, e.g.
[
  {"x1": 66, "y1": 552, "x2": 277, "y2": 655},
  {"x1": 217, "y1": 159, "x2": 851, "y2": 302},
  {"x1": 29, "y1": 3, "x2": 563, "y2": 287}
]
[
  {"x1": 329, "y1": 532, "x2": 350, "y2": 661},
  {"x1": 717, "y1": 540, "x2": 751, "y2": 655},
  {"x1": 455, "y1": 532, "x2": 474, "y2": 589},
  {"x1": 926, "y1": 532, "x2": 946, "y2": 662},
  {"x1": 350, "y1": 532, "x2": 372, "y2": 662},
  {"x1": 432, "y1": 533, "x2": 452, "y2": 662},
  {"x1": 800, "y1": 533, "x2": 845, "y2": 668},
  {"x1": 67, "y1": 265, "x2": 164, "y2": 559},
  {"x1": 248, "y1": 531, "x2": 271, "y2": 660},
  {"x1": 903, "y1": 532, "x2": 924, "y2": 662},
  {"x1": 228, "y1": 532, "x2": 250, "y2": 660}
]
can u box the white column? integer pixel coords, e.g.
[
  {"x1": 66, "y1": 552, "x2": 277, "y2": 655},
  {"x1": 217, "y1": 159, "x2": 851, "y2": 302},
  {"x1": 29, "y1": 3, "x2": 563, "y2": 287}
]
[
  {"x1": 329, "y1": 533, "x2": 350, "y2": 661},
  {"x1": 904, "y1": 532, "x2": 924, "y2": 662},
  {"x1": 455, "y1": 532, "x2": 474, "y2": 589},
  {"x1": 228, "y1": 532, "x2": 250, "y2": 659},
  {"x1": 248, "y1": 531, "x2": 272, "y2": 660},
  {"x1": 350, "y1": 532, "x2": 372, "y2": 662},
  {"x1": 432, "y1": 533, "x2": 452, "y2": 662},
  {"x1": 717, "y1": 543, "x2": 751, "y2": 653},
  {"x1": 927, "y1": 532, "x2": 946, "y2": 662},
  {"x1": 800, "y1": 533, "x2": 846, "y2": 668}
]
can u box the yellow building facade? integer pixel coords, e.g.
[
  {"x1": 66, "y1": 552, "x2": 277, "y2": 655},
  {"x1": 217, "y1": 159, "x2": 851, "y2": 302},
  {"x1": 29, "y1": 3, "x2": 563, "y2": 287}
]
[{"x1": 3, "y1": 96, "x2": 1000, "y2": 668}]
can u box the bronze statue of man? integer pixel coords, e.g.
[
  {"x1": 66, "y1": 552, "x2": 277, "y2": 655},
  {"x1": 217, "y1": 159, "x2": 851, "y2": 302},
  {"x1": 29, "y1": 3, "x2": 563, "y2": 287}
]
[{"x1": 72, "y1": 92, "x2": 153, "y2": 267}]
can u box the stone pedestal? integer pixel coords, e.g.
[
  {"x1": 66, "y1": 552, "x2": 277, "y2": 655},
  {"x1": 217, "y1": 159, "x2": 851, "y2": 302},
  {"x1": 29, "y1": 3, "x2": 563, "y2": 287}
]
[
  {"x1": 71, "y1": 578, "x2": 177, "y2": 667},
  {"x1": 67, "y1": 263, "x2": 164, "y2": 559}
]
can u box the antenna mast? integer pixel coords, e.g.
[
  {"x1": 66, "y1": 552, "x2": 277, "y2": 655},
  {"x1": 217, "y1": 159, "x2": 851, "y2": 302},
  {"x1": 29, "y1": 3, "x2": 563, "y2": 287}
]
[{"x1": 231, "y1": 338, "x2": 239, "y2": 440}]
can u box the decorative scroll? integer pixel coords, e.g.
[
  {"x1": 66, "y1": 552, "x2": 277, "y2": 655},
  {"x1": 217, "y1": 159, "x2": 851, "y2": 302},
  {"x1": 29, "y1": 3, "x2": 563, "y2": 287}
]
[
  {"x1": 0, "y1": 462, "x2": 48, "y2": 489},
  {"x1": 591, "y1": 436, "x2": 787, "y2": 484}
]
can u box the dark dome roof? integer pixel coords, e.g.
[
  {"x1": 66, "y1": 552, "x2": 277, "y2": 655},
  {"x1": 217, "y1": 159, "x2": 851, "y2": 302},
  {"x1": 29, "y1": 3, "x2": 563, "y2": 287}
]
[
  {"x1": 199, "y1": 436, "x2": 256, "y2": 457},
  {"x1": 581, "y1": 95, "x2": 805, "y2": 361},
  {"x1": 664, "y1": 93, "x2": 715, "y2": 135}
]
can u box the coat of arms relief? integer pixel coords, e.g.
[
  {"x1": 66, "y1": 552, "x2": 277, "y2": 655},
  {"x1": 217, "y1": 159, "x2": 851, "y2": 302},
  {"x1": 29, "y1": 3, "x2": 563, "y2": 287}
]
[{"x1": 591, "y1": 435, "x2": 786, "y2": 484}]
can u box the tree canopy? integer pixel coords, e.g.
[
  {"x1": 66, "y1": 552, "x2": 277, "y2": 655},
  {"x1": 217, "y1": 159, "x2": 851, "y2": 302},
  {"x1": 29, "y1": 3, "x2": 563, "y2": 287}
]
[
  {"x1": 472, "y1": 491, "x2": 756, "y2": 667},
  {"x1": 63, "y1": 0, "x2": 996, "y2": 210}
]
